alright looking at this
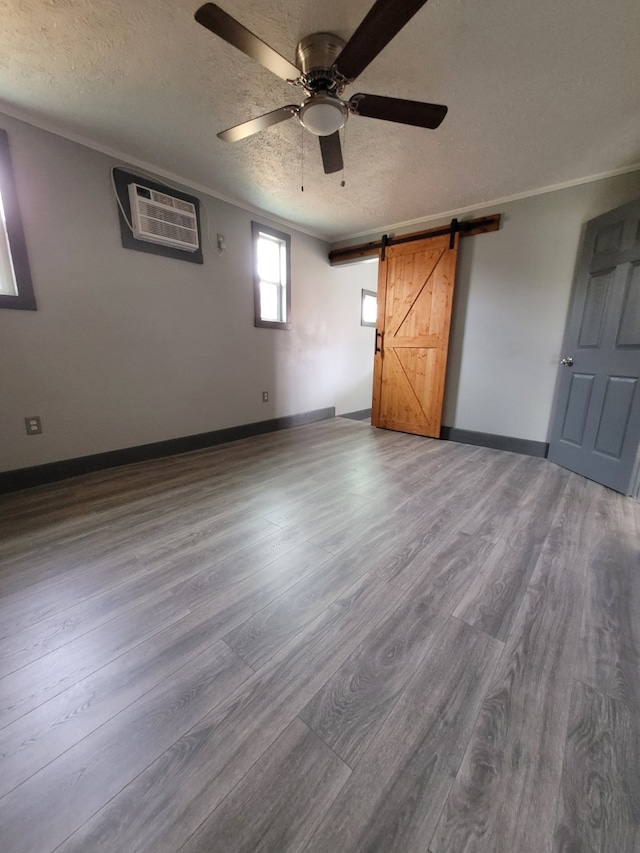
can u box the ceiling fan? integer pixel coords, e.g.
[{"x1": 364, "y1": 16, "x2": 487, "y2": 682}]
[{"x1": 194, "y1": 0, "x2": 447, "y2": 174}]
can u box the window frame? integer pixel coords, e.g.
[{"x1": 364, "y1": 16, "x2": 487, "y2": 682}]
[
  {"x1": 252, "y1": 221, "x2": 291, "y2": 330},
  {"x1": 361, "y1": 288, "x2": 377, "y2": 327},
  {"x1": 0, "y1": 129, "x2": 36, "y2": 311}
]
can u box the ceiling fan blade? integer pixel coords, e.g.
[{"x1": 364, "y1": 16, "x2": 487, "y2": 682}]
[
  {"x1": 333, "y1": 0, "x2": 429, "y2": 82},
  {"x1": 349, "y1": 93, "x2": 447, "y2": 129},
  {"x1": 319, "y1": 132, "x2": 343, "y2": 174},
  {"x1": 218, "y1": 106, "x2": 299, "y2": 142},
  {"x1": 195, "y1": 4, "x2": 301, "y2": 82}
]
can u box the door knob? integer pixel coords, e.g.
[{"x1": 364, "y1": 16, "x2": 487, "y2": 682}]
[{"x1": 560, "y1": 357, "x2": 573, "y2": 366}]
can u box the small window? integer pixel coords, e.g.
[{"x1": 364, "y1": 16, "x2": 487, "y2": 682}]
[
  {"x1": 0, "y1": 129, "x2": 36, "y2": 310},
  {"x1": 252, "y1": 221, "x2": 291, "y2": 329},
  {"x1": 361, "y1": 289, "x2": 377, "y2": 327}
]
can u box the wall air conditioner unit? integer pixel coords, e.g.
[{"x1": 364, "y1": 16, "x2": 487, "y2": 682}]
[{"x1": 127, "y1": 183, "x2": 199, "y2": 252}]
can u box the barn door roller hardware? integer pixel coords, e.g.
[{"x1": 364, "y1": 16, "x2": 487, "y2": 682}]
[
  {"x1": 328, "y1": 213, "x2": 501, "y2": 265},
  {"x1": 449, "y1": 217, "x2": 459, "y2": 249}
]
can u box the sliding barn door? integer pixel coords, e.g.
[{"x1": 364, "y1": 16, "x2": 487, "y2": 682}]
[{"x1": 372, "y1": 233, "x2": 459, "y2": 437}]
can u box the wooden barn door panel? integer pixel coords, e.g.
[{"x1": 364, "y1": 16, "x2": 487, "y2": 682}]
[{"x1": 372, "y1": 234, "x2": 459, "y2": 438}]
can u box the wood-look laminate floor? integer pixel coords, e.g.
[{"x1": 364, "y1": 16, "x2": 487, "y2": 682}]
[{"x1": 1, "y1": 418, "x2": 638, "y2": 853}]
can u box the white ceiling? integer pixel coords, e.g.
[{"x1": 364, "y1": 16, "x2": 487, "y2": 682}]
[{"x1": 1, "y1": 0, "x2": 639, "y2": 242}]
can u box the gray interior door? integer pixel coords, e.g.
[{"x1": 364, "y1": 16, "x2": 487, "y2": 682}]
[{"x1": 547, "y1": 197, "x2": 640, "y2": 495}]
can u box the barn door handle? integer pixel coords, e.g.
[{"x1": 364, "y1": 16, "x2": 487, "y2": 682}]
[
  {"x1": 560, "y1": 356, "x2": 574, "y2": 366},
  {"x1": 375, "y1": 330, "x2": 382, "y2": 353}
]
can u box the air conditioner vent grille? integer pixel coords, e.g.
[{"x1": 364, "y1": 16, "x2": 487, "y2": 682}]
[
  {"x1": 138, "y1": 214, "x2": 198, "y2": 247},
  {"x1": 127, "y1": 183, "x2": 200, "y2": 252},
  {"x1": 150, "y1": 191, "x2": 194, "y2": 214},
  {"x1": 137, "y1": 200, "x2": 197, "y2": 232}
]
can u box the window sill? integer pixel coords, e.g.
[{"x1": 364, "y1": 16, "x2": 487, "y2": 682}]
[
  {"x1": 0, "y1": 292, "x2": 37, "y2": 311},
  {"x1": 255, "y1": 318, "x2": 292, "y2": 330}
]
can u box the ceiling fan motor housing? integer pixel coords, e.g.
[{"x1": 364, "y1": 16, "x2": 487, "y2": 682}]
[{"x1": 296, "y1": 33, "x2": 346, "y2": 94}]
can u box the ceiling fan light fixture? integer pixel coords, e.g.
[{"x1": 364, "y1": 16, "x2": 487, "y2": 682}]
[{"x1": 299, "y1": 95, "x2": 347, "y2": 136}]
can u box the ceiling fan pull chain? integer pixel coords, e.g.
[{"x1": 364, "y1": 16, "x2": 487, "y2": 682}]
[
  {"x1": 341, "y1": 125, "x2": 346, "y2": 187},
  {"x1": 301, "y1": 122, "x2": 305, "y2": 192}
]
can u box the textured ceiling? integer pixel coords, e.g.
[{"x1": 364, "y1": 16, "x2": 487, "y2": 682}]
[{"x1": 1, "y1": 0, "x2": 639, "y2": 241}]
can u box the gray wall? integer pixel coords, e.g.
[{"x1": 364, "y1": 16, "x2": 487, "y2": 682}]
[
  {"x1": 3, "y1": 110, "x2": 639, "y2": 473},
  {"x1": 336, "y1": 171, "x2": 640, "y2": 442},
  {"x1": 0, "y1": 115, "x2": 375, "y2": 472}
]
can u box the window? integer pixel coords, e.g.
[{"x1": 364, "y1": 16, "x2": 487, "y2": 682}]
[
  {"x1": 252, "y1": 221, "x2": 291, "y2": 329},
  {"x1": 361, "y1": 289, "x2": 377, "y2": 327},
  {"x1": 0, "y1": 129, "x2": 36, "y2": 310}
]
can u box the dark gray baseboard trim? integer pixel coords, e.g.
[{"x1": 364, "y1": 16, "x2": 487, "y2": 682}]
[
  {"x1": 340, "y1": 408, "x2": 372, "y2": 421},
  {"x1": 0, "y1": 407, "x2": 336, "y2": 494},
  {"x1": 440, "y1": 426, "x2": 548, "y2": 458}
]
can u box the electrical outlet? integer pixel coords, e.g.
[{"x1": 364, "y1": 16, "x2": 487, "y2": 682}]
[
  {"x1": 262, "y1": 391, "x2": 269, "y2": 402},
  {"x1": 25, "y1": 416, "x2": 42, "y2": 435}
]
